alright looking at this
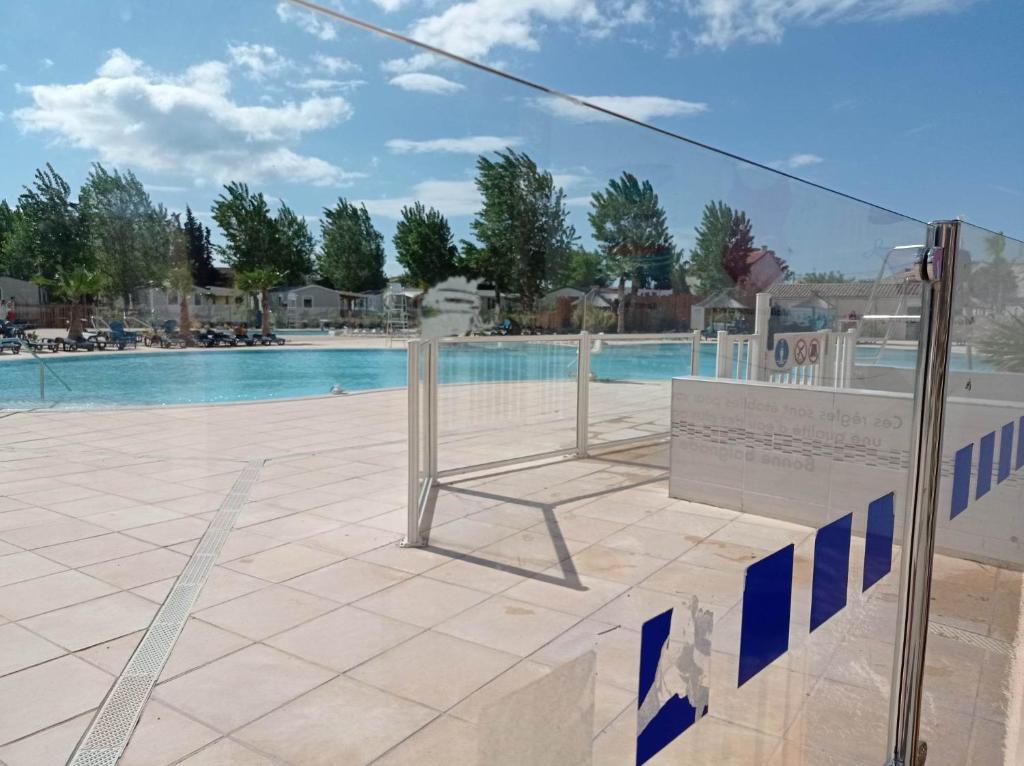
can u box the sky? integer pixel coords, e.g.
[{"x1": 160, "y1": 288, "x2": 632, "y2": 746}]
[{"x1": 0, "y1": 0, "x2": 1020, "y2": 279}]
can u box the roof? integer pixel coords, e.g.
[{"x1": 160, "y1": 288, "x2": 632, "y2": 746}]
[
  {"x1": 269, "y1": 284, "x2": 336, "y2": 295},
  {"x1": 768, "y1": 281, "x2": 921, "y2": 299},
  {"x1": 696, "y1": 291, "x2": 750, "y2": 309}
]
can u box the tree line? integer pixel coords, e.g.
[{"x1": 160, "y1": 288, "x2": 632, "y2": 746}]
[{"x1": 0, "y1": 151, "x2": 786, "y2": 334}]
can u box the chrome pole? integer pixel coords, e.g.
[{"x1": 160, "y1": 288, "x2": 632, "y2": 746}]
[
  {"x1": 885, "y1": 220, "x2": 959, "y2": 766},
  {"x1": 690, "y1": 329, "x2": 701, "y2": 376},
  {"x1": 403, "y1": 340, "x2": 421, "y2": 547},
  {"x1": 576, "y1": 331, "x2": 590, "y2": 457}
]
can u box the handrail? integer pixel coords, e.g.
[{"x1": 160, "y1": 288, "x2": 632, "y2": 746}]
[
  {"x1": 26, "y1": 345, "x2": 72, "y2": 400},
  {"x1": 439, "y1": 332, "x2": 696, "y2": 344}
]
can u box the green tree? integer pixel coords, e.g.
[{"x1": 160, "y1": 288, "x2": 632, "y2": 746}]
[
  {"x1": 466, "y1": 149, "x2": 577, "y2": 309},
  {"x1": 274, "y1": 203, "x2": 317, "y2": 284},
  {"x1": 166, "y1": 214, "x2": 193, "y2": 332},
  {"x1": 183, "y1": 206, "x2": 218, "y2": 287},
  {"x1": 589, "y1": 172, "x2": 677, "y2": 332},
  {"x1": 393, "y1": 202, "x2": 461, "y2": 289},
  {"x1": 235, "y1": 267, "x2": 282, "y2": 336},
  {"x1": 212, "y1": 182, "x2": 310, "y2": 285},
  {"x1": 550, "y1": 249, "x2": 607, "y2": 291},
  {"x1": 80, "y1": 164, "x2": 171, "y2": 307},
  {"x1": 4, "y1": 164, "x2": 90, "y2": 280},
  {"x1": 690, "y1": 201, "x2": 766, "y2": 294},
  {"x1": 0, "y1": 200, "x2": 25, "y2": 277},
  {"x1": 318, "y1": 199, "x2": 387, "y2": 292},
  {"x1": 49, "y1": 266, "x2": 106, "y2": 340},
  {"x1": 799, "y1": 270, "x2": 854, "y2": 283},
  {"x1": 971, "y1": 233, "x2": 1018, "y2": 312},
  {"x1": 671, "y1": 256, "x2": 691, "y2": 295}
]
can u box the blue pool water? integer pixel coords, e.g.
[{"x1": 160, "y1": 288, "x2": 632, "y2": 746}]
[{"x1": 0, "y1": 342, "x2": 981, "y2": 409}]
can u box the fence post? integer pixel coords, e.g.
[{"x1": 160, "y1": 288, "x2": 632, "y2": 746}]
[
  {"x1": 751, "y1": 292, "x2": 771, "y2": 381},
  {"x1": 690, "y1": 330, "x2": 701, "y2": 376},
  {"x1": 715, "y1": 330, "x2": 731, "y2": 378},
  {"x1": 404, "y1": 340, "x2": 421, "y2": 547},
  {"x1": 39, "y1": 363, "x2": 45, "y2": 401},
  {"x1": 427, "y1": 337, "x2": 439, "y2": 478},
  {"x1": 576, "y1": 331, "x2": 591, "y2": 457},
  {"x1": 886, "y1": 221, "x2": 959, "y2": 766},
  {"x1": 842, "y1": 328, "x2": 858, "y2": 388}
]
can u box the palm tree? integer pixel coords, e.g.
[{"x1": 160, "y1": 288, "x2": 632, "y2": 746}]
[
  {"x1": 49, "y1": 267, "x2": 105, "y2": 339},
  {"x1": 976, "y1": 315, "x2": 1024, "y2": 372},
  {"x1": 166, "y1": 265, "x2": 194, "y2": 334},
  {"x1": 235, "y1": 268, "x2": 281, "y2": 336}
]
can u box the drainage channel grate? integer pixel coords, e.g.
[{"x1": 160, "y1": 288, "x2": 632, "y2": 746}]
[
  {"x1": 67, "y1": 460, "x2": 263, "y2": 766},
  {"x1": 928, "y1": 621, "x2": 1014, "y2": 656}
]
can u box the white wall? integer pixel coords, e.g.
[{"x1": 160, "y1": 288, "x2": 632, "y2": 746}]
[{"x1": 669, "y1": 377, "x2": 1023, "y2": 568}]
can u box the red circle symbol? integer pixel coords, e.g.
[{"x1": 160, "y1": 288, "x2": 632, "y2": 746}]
[{"x1": 794, "y1": 338, "x2": 808, "y2": 365}]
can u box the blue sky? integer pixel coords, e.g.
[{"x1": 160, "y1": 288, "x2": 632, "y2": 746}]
[{"x1": 0, "y1": 0, "x2": 1020, "y2": 278}]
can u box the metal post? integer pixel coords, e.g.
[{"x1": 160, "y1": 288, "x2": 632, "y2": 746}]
[
  {"x1": 404, "y1": 340, "x2": 421, "y2": 547},
  {"x1": 842, "y1": 328, "x2": 858, "y2": 388},
  {"x1": 751, "y1": 292, "x2": 771, "y2": 381},
  {"x1": 885, "y1": 221, "x2": 959, "y2": 766},
  {"x1": 715, "y1": 330, "x2": 730, "y2": 378},
  {"x1": 427, "y1": 337, "x2": 438, "y2": 477},
  {"x1": 576, "y1": 331, "x2": 590, "y2": 457},
  {"x1": 39, "y1": 363, "x2": 45, "y2": 401},
  {"x1": 690, "y1": 329, "x2": 701, "y2": 376}
]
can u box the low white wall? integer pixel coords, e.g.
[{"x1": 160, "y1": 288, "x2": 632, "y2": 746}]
[{"x1": 669, "y1": 377, "x2": 1023, "y2": 568}]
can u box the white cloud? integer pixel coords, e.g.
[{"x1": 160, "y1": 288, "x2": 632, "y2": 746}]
[
  {"x1": 386, "y1": 135, "x2": 521, "y2": 154},
  {"x1": 41, "y1": 58, "x2": 55, "y2": 69},
  {"x1": 388, "y1": 73, "x2": 465, "y2": 94},
  {"x1": 685, "y1": 0, "x2": 974, "y2": 49},
  {"x1": 276, "y1": 1, "x2": 337, "y2": 40},
  {"x1": 533, "y1": 94, "x2": 708, "y2": 123},
  {"x1": 381, "y1": 53, "x2": 440, "y2": 75},
  {"x1": 772, "y1": 153, "x2": 824, "y2": 170},
  {"x1": 13, "y1": 49, "x2": 359, "y2": 187},
  {"x1": 385, "y1": 0, "x2": 648, "y2": 70},
  {"x1": 370, "y1": 0, "x2": 409, "y2": 11},
  {"x1": 291, "y1": 78, "x2": 366, "y2": 92},
  {"x1": 313, "y1": 54, "x2": 360, "y2": 74},
  {"x1": 363, "y1": 179, "x2": 480, "y2": 219},
  {"x1": 228, "y1": 43, "x2": 291, "y2": 80}
]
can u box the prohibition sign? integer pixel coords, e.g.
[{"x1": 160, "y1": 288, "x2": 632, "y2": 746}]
[
  {"x1": 794, "y1": 338, "x2": 808, "y2": 365},
  {"x1": 808, "y1": 338, "x2": 820, "y2": 364}
]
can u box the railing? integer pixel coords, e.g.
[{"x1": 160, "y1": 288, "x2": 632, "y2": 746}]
[{"x1": 405, "y1": 331, "x2": 697, "y2": 545}]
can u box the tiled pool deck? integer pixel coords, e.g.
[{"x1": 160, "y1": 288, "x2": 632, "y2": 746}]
[{"x1": 0, "y1": 387, "x2": 1020, "y2": 765}]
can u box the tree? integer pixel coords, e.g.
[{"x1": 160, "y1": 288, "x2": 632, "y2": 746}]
[
  {"x1": 971, "y1": 233, "x2": 1018, "y2": 312},
  {"x1": 235, "y1": 267, "x2": 282, "y2": 336},
  {"x1": 274, "y1": 203, "x2": 317, "y2": 285},
  {"x1": 467, "y1": 149, "x2": 577, "y2": 309},
  {"x1": 393, "y1": 202, "x2": 461, "y2": 289},
  {"x1": 212, "y1": 182, "x2": 308, "y2": 286},
  {"x1": 799, "y1": 270, "x2": 854, "y2": 283},
  {"x1": 0, "y1": 200, "x2": 26, "y2": 278},
  {"x1": 79, "y1": 164, "x2": 170, "y2": 307},
  {"x1": 3, "y1": 164, "x2": 89, "y2": 280},
  {"x1": 976, "y1": 314, "x2": 1024, "y2": 372},
  {"x1": 549, "y1": 249, "x2": 607, "y2": 291},
  {"x1": 166, "y1": 214, "x2": 193, "y2": 332},
  {"x1": 671, "y1": 256, "x2": 691, "y2": 295},
  {"x1": 318, "y1": 199, "x2": 387, "y2": 293},
  {"x1": 589, "y1": 172, "x2": 677, "y2": 332},
  {"x1": 49, "y1": 266, "x2": 106, "y2": 340},
  {"x1": 688, "y1": 201, "x2": 734, "y2": 293},
  {"x1": 183, "y1": 206, "x2": 218, "y2": 287}
]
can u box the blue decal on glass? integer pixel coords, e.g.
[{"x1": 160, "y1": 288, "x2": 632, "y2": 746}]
[
  {"x1": 976, "y1": 432, "x2": 995, "y2": 499},
  {"x1": 1018, "y1": 416, "x2": 1024, "y2": 471},
  {"x1": 636, "y1": 607, "x2": 710, "y2": 766},
  {"x1": 863, "y1": 493, "x2": 895, "y2": 592},
  {"x1": 810, "y1": 513, "x2": 852, "y2": 632},
  {"x1": 998, "y1": 422, "x2": 1013, "y2": 484},
  {"x1": 738, "y1": 544, "x2": 793, "y2": 687},
  {"x1": 951, "y1": 444, "x2": 973, "y2": 519},
  {"x1": 774, "y1": 339, "x2": 789, "y2": 368}
]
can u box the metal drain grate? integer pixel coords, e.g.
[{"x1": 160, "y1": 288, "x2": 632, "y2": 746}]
[
  {"x1": 928, "y1": 621, "x2": 1014, "y2": 656},
  {"x1": 67, "y1": 460, "x2": 263, "y2": 766}
]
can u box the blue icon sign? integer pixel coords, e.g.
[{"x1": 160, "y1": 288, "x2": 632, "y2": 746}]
[{"x1": 774, "y1": 339, "x2": 789, "y2": 368}]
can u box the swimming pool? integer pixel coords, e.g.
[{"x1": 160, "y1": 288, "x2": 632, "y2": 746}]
[{"x1": 0, "y1": 342, "x2": 982, "y2": 409}]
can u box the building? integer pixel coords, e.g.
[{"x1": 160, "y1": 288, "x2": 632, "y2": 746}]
[
  {"x1": 0, "y1": 276, "x2": 45, "y2": 306},
  {"x1": 767, "y1": 279, "x2": 922, "y2": 339},
  {"x1": 138, "y1": 285, "x2": 249, "y2": 325}
]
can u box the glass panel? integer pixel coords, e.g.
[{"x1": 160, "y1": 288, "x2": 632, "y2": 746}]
[
  {"x1": 918, "y1": 224, "x2": 1024, "y2": 765},
  {"x1": 0, "y1": 2, "x2": 972, "y2": 765}
]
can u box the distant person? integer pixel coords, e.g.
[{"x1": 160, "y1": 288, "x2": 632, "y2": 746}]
[
  {"x1": 5, "y1": 299, "x2": 16, "y2": 323},
  {"x1": 234, "y1": 322, "x2": 248, "y2": 339}
]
